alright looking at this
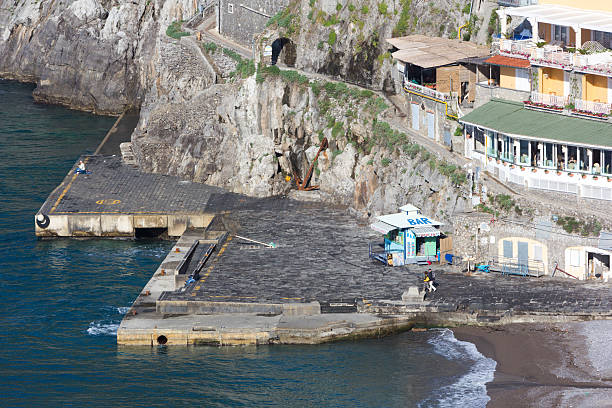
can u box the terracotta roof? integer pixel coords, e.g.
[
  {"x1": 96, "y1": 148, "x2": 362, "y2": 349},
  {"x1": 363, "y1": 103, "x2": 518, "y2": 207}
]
[{"x1": 484, "y1": 55, "x2": 530, "y2": 69}]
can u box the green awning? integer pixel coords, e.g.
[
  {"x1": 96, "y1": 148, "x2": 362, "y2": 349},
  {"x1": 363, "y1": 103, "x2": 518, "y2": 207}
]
[{"x1": 460, "y1": 99, "x2": 612, "y2": 149}]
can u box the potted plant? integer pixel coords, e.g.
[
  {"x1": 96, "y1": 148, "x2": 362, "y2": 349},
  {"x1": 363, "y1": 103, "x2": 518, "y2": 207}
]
[
  {"x1": 582, "y1": 174, "x2": 587, "y2": 179},
  {"x1": 545, "y1": 169, "x2": 550, "y2": 174},
  {"x1": 510, "y1": 164, "x2": 515, "y2": 169},
  {"x1": 569, "y1": 173, "x2": 574, "y2": 177},
  {"x1": 557, "y1": 171, "x2": 562, "y2": 175},
  {"x1": 520, "y1": 166, "x2": 526, "y2": 171},
  {"x1": 497, "y1": 159, "x2": 501, "y2": 164},
  {"x1": 488, "y1": 157, "x2": 492, "y2": 161},
  {"x1": 593, "y1": 175, "x2": 598, "y2": 180},
  {"x1": 531, "y1": 168, "x2": 537, "y2": 173}
]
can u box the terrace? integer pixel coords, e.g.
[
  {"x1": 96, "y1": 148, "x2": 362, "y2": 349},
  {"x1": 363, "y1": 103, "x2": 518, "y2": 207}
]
[{"x1": 461, "y1": 99, "x2": 612, "y2": 201}]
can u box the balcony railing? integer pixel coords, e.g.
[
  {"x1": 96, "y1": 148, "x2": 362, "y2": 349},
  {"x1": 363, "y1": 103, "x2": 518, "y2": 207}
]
[
  {"x1": 403, "y1": 79, "x2": 450, "y2": 101},
  {"x1": 574, "y1": 98, "x2": 612, "y2": 118},
  {"x1": 574, "y1": 54, "x2": 612, "y2": 77},
  {"x1": 528, "y1": 92, "x2": 567, "y2": 109},
  {"x1": 497, "y1": 39, "x2": 612, "y2": 75},
  {"x1": 498, "y1": 39, "x2": 533, "y2": 59},
  {"x1": 497, "y1": 0, "x2": 538, "y2": 6},
  {"x1": 530, "y1": 48, "x2": 574, "y2": 70}
]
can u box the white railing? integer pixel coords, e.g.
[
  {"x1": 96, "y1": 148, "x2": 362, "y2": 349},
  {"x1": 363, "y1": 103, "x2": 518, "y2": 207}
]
[
  {"x1": 530, "y1": 48, "x2": 574, "y2": 69},
  {"x1": 529, "y1": 92, "x2": 566, "y2": 108},
  {"x1": 403, "y1": 79, "x2": 449, "y2": 101},
  {"x1": 498, "y1": 39, "x2": 534, "y2": 59},
  {"x1": 498, "y1": 0, "x2": 538, "y2": 5},
  {"x1": 574, "y1": 98, "x2": 612, "y2": 116},
  {"x1": 574, "y1": 54, "x2": 612, "y2": 77}
]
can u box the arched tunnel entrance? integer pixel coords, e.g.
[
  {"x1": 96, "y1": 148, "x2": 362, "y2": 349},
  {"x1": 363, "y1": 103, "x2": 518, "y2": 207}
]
[{"x1": 271, "y1": 37, "x2": 296, "y2": 67}]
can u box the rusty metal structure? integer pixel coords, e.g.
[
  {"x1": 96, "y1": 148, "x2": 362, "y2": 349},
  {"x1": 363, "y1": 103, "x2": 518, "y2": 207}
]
[{"x1": 293, "y1": 138, "x2": 328, "y2": 191}]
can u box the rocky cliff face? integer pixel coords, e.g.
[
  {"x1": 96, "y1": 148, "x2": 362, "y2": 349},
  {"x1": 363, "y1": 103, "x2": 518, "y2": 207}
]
[
  {"x1": 263, "y1": 0, "x2": 488, "y2": 91},
  {"x1": 132, "y1": 67, "x2": 470, "y2": 221},
  {"x1": 0, "y1": 0, "x2": 196, "y2": 114}
]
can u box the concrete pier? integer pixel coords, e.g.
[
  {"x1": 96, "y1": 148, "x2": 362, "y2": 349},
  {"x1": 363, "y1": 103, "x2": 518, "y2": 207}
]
[
  {"x1": 35, "y1": 156, "x2": 218, "y2": 237},
  {"x1": 38, "y1": 156, "x2": 612, "y2": 346},
  {"x1": 118, "y1": 204, "x2": 612, "y2": 346}
]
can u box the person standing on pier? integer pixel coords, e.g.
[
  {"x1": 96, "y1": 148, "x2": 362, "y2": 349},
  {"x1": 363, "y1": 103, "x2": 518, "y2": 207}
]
[{"x1": 427, "y1": 269, "x2": 436, "y2": 292}]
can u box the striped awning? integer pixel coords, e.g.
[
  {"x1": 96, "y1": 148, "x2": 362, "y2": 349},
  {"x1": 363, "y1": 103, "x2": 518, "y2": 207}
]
[
  {"x1": 412, "y1": 226, "x2": 441, "y2": 237},
  {"x1": 370, "y1": 221, "x2": 397, "y2": 234}
]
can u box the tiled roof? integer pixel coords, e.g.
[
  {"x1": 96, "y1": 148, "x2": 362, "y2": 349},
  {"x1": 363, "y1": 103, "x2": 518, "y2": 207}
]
[{"x1": 484, "y1": 55, "x2": 531, "y2": 69}]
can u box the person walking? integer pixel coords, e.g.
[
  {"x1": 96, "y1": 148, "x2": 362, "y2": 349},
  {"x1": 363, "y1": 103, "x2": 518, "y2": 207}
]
[
  {"x1": 427, "y1": 268, "x2": 437, "y2": 292},
  {"x1": 76, "y1": 160, "x2": 87, "y2": 174}
]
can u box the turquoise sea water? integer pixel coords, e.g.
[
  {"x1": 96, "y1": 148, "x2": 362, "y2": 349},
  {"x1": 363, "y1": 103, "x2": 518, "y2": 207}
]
[{"x1": 0, "y1": 79, "x2": 495, "y2": 407}]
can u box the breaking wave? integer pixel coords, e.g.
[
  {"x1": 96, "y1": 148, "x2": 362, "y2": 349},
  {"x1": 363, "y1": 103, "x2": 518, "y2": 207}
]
[
  {"x1": 86, "y1": 321, "x2": 120, "y2": 336},
  {"x1": 418, "y1": 328, "x2": 496, "y2": 408}
]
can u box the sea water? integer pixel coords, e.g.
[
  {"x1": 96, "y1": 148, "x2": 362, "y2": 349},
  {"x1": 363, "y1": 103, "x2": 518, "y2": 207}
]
[{"x1": 0, "y1": 79, "x2": 495, "y2": 407}]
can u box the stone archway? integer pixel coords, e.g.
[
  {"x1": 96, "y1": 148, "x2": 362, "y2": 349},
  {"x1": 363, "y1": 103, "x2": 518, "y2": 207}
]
[{"x1": 271, "y1": 37, "x2": 296, "y2": 67}]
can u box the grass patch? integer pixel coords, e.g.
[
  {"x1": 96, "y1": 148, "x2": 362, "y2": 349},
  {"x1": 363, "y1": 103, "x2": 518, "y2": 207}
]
[
  {"x1": 328, "y1": 29, "x2": 337, "y2": 46},
  {"x1": 166, "y1": 21, "x2": 189, "y2": 39}
]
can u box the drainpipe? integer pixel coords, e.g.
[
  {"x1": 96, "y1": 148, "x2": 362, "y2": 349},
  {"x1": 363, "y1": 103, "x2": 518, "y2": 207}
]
[{"x1": 458, "y1": 0, "x2": 475, "y2": 40}]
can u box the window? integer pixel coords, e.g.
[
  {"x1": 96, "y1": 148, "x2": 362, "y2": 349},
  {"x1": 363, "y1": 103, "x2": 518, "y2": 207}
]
[
  {"x1": 593, "y1": 31, "x2": 612, "y2": 50},
  {"x1": 227, "y1": 3, "x2": 234, "y2": 13},
  {"x1": 503, "y1": 240, "x2": 513, "y2": 259},
  {"x1": 569, "y1": 249, "x2": 581, "y2": 267},
  {"x1": 553, "y1": 25, "x2": 568, "y2": 45},
  {"x1": 533, "y1": 245, "x2": 543, "y2": 262},
  {"x1": 603, "y1": 150, "x2": 612, "y2": 175}
]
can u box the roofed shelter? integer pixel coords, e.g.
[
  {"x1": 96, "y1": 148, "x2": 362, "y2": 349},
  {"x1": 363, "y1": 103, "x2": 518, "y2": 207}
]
[
  {"x1": 386, "y1": 35, "x2": 491, "y2": 103},
  {"x1": 369, "y1": 204, "x2": 443, "y2": 266}
]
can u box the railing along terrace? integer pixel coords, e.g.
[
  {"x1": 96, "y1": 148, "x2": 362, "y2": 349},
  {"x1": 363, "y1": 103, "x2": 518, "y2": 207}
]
[
  {"x1": 574, "y1": 98, "x2": 612, "y2": 116},
  {"x1": 574, "y1": 54, "x2": 612, "y2": 76},
  {"x1": 497, "y1": 0, "x2": 538, "y2": 6},
  {"x1": 531, "y1": 48, "x2": 574, "y2": 69},
  {"x1": 498, "y1": 39, "x2": 533, "y2": 59},
  {"x1": 404, "y1": 79, "x2": 450, "y2": 101},
  {"x1": 529, "y1": 91, "x2": 566, "y2": 109}
]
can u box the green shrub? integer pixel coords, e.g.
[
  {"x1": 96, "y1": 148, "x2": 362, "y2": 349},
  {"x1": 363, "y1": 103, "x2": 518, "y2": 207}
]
[
  {"x1": 381, "y1": 158, "x2": 391, "y2": 167},
  {"x1": 378, "y1": 2, "x2": 387, "y2": 15},
  {"x1": 336, "y1": 3, "x2": 342, "y2": 11},
  {"x1": 361, "y1": 4, "x2": 369, "y2": 13},
  {"x1": 328, "y1": 29, "x2": 337, "y2": 46},
  {"x1": 203, "y1": 42, "x2": 218, "y2": 53},
  {"x1": 166, "y1": 21, "x2": 189, "y2": 39},
  {"x1": 348, "y1": 3, "x2": 355, "y2": 11},
  {"x1": 331, "y1": 121, "x2": 344, "y2": 139}
]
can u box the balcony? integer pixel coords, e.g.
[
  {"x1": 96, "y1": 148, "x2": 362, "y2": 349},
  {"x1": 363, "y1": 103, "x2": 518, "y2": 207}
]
[
  {"x1": 524, "y1": 91, "x2": 566, "y2": 112},
  {"x1": 498, "y1": 39, "x2": 533, "y2": 59},
  {"x1": 496, "y1": 39, "x2": 612, "y2": 75},
  {"x1": 572, "y1": 98, "x2": 612, "y2": 120},
  {"x1": 574, "y1": 54, "x2": 612, "y2": 77},
  {"x1": 530, "y1": 47, "x2": 574, "y2": 70},
  {"x1": 497, "y1": 0, "x2": 538, "y2": 6},
  {"x1": 403, "y1": 79, "x2": 450, "y2": 101}
]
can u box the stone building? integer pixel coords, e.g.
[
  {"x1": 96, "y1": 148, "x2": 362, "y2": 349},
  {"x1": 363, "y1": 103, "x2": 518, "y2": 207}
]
[{"x1": 217, "y1": 0, "x2": 289, "y2": 47}]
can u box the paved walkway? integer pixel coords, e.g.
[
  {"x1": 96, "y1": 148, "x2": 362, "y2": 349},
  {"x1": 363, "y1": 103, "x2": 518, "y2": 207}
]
[{"x1": 160, "y1": 205, "x2": 612, "y2": 316}]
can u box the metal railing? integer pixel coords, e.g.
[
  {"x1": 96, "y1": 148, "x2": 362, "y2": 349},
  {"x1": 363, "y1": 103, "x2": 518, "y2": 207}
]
[{"x1": 529, "y1": 92, "x2": 567, "y2": 108}]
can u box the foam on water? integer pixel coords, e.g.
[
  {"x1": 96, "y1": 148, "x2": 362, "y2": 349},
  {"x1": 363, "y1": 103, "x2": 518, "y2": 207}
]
[
  {"x1": 87, "y1": 321, "x2": 120, "y2": 336},
  {"x1": 418, "y1": 329, "x2": 496, "y2": 408},
  {"x1": 116, "y1": 307, "x2": 130, "y2": 315}
]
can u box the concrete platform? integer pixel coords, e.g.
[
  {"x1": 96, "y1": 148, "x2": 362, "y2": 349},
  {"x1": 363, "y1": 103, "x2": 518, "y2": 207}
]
[
  {"x1": 35, "y1": 155, "x2": 223, "y2": 237},
  {"x1": 119, "y1": 205, "x2": 612, "y2": 346}
]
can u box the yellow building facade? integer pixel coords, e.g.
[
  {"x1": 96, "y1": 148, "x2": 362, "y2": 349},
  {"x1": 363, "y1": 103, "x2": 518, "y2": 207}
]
[{"x1": 538, "y1": 0, "x2": 612, "y2": 13}]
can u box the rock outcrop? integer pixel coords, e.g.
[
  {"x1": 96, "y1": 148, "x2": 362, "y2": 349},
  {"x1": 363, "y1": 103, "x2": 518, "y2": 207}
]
[{"x1": 0, "y1": 0, "x2": 197, "y2": 114}]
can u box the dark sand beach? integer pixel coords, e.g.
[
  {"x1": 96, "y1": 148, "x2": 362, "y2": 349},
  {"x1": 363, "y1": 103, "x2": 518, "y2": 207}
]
[{"x1": 454, "y1": 322, "x2": 612, "y2": 407}]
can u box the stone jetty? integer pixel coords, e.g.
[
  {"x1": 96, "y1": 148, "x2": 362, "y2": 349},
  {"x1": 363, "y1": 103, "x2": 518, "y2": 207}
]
[{"x1": 37, "y1": 158, "x2": 612, "y2": 346}]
